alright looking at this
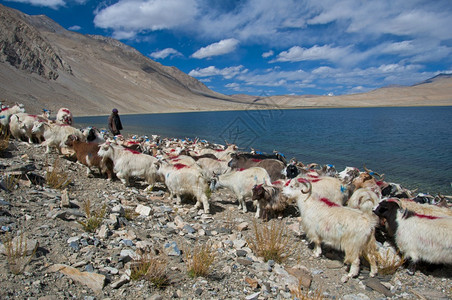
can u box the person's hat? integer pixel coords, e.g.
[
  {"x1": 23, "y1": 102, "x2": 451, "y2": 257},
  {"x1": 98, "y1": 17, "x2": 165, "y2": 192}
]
[{"x1": 112, "y1": 108, "x2": 118, "y2": 113}]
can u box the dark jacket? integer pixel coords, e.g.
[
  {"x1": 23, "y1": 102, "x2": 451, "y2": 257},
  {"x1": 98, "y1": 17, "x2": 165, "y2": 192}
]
[{"x1": 108, "y1": 112, "x2": 123, "y2": 135}]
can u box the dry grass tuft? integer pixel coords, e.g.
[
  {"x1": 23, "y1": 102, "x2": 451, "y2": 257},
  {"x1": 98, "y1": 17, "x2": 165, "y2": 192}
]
[
  {"x1": 184, "y1": 242, "x2": 215, "y2": 278},
  {"x1": 2, "y1": 174, "x2": 21, "y2": 191},
  {"x1": 375, "y1": 248, "x2": 406, "y2": 275},
  {"x1": 130, "y1": 251, "x2": 170, "y2": 289},
  {"x1": 0, "y1": 129, "x2": 10, "y2": 152},
  {"x1": 2, "y1": 232, "x2": 37, "y2": 275},
  {"x1": 46, "y1": 159, "x2": 72, "y2": 189},
  {"x1": 247, "y1": 219, "x2": 295, "y2": 263},
  {"x1": 291, "y1": 283, "x2": 324, "y2": 300},
  {"x1": 77, "y1": 199, "x2": 107, "y2": 233},
  {"x1": 124, "y1": 207, "x2": 139, "y2": 221}
]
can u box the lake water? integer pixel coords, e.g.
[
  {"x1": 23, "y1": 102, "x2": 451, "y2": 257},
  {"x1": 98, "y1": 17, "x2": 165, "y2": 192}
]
[{"x1": 75, "y1": 106, "x2": 452, "y2": 195}]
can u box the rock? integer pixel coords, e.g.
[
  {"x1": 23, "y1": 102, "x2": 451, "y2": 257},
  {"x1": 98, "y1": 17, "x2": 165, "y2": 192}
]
[
  {"x1": 233, "y1": 239, "x2": 247, "y2": 249},
  {"x1": 325, "y1": 260, "x2": 343, "y2": 269},
  {"x1": 111, "y1": 274, "x2": 130, "y2": 289},
  {"x1": 163, "y1": 242, "x2": 181, "y2": 256},
  {"x1": 364, "y1": 278, "x2": 393, "y2": 297},
  {"x1": 245, "y1": 277, "x2": 259, "y2": 289},
  {"x1": 174, "y1": 215, "x2": 185, "y2": 228},
  {"x1": 135, "y1": 204, "x2": 152, "y2": 216},
  {"x1": 60, "y1": 189, "x2": 71, "y2": 208},
  {"x1": 236, "y1": 221, "x2": 248, "y2": 231},
  {"x1": 111, "y1": 204, "x2": 125, "y2": 216},
  {"x1": 97, "y1": 225, "x2": 109, "y2": 239},
  {"x1": 236, "y1": 249, "x2": 248, "y2": 257},
  {"x1": 120, "y1": 249, "x2": 140, "y2": 262},
  {"x1": 237, "y1": 258, "x2": 253, "y2": 266},
  {"x1": 342, "y1": 294, "x2": 371, "y2": 300},
  {"x1": 245, "y1": 291, "x2": 260, "y2": 300},
  {"x1": 286, "y1": 265, "x2": 312, "y2": 289},
  {"x1": 183, "y1": 224, "x2": 196, "y2": 234},
  {"x1": 48, "y1": 264, "x2": 105, "y2": 293}
]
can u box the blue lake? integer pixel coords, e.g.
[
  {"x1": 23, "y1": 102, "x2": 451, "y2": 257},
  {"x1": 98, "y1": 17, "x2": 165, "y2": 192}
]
[{"x1": 75, "y1": 106, "x2": 452, "y2": 195}]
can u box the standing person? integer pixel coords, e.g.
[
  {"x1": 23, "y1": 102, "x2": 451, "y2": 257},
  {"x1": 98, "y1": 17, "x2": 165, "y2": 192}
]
[{"x1": 108, "y1": 108, "x2": 123, "y2": 136}]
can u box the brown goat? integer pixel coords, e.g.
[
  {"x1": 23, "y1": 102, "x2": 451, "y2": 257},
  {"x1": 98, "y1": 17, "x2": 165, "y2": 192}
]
[{"x1": 65, "y1": 135, "x2": 114, "y2": 179}]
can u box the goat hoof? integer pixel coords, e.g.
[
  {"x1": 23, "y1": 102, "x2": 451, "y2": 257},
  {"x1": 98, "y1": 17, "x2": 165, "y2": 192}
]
[{"x1": 341, "y1": 275, "x2": 350, "y2": 283}]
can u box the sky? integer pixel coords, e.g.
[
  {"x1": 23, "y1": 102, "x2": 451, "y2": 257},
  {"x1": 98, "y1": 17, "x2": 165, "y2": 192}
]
[{"x1": 2, "y1": 0, "x2": 452, "y2": 96}]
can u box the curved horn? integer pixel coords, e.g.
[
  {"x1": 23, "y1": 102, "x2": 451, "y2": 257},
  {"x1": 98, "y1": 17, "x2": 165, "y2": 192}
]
[{"x1": 363, "y1": 164, "x2": 384, "y2": 178}]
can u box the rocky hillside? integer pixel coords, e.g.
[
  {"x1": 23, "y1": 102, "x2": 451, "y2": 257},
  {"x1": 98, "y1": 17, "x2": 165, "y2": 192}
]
[{"x1": 0, "y1": 4, "x2": 248, "y2": 116}]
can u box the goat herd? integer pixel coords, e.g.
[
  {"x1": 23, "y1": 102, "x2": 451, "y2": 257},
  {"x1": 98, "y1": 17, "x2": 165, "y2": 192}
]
[{"x1": 1, "y1": 103, "x2": 451, "y2": 282}]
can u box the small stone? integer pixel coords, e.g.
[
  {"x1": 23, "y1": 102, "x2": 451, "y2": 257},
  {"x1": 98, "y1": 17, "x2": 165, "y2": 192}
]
[
  {"x1": 48, "y1": 264, "x2": 105, "y2": 293},
  {"x1": 163, "y1": 241, "x2": 181, "y2": 256},
  {"x1": 97, "y1": 225, "x2": 109, "y2": 239},
  {"x1": 183, "y1": 224, "x2": 196, "y2": 234},
  {"x1": 121, "y1": 239, "x2": 134, "y2": 247},
  {"x1": 135, "y1": 204, "x2": 152, "y2": 216},
  {"x1": 194, "y1": 288, "x2": 203, "y2": 296},
  {"x1": 245, "y1": 291, "x2": 260, "y2": 300},
  {"x1": 85, "y1": 264, "x2": 94, "y2": 273},
  {"x1": 111, "y1": 205, "x2": 125, "y2": 216},
  {"x1": 237, "y1": 258, "x2": 253, "y2": 266},
  {"x1": 174, "y1": 215, "x2": 185, "y2": 228},
  {"x1": 325, "y1": 260, "x2": 343, "y2": 269},
  {"x1": 236, "y1": 249, "x2": 247, "y2": 257},
  {"x1": 60, "y1": 189, "x2": 71, "y2": 208},
  {"x1": 111, "y1": 274, "x2": 130, "y2": 289},
  {"x1": 233, "y1": 239, "x2": 247, "y2": 249},
  {"x1": 236, "y1": 222, "x2": 248, "y2": 231},
  {"x1": 364, "y1": 278, "x2": 392, "y2": 297}
]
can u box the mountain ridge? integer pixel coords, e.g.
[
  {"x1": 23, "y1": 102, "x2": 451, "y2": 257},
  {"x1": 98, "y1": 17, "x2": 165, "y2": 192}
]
[{"x1": 0, "y1": 3, "x2": 451, "y2": 117}]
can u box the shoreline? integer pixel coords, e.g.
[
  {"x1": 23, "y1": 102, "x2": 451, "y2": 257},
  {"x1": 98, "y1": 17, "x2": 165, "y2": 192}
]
[{"x1": 73, "y1": 103, "x2": 452, "y2": 118}]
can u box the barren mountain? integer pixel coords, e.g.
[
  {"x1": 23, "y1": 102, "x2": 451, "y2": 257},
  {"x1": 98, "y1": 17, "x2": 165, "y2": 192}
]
[{"x1": 0, "y1": 4, "x2": 451, "y2": 117}]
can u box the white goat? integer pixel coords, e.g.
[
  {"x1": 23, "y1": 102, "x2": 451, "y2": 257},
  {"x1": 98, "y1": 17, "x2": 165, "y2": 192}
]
[
  {"x1": 157, "y1": 160, "x2": 210, "y2": 213},
  {"x1": 347, "y1": 187, "x2": 381, "y2": 214},
  {"x1": 374, "y1": 200, "x2": 452, "y2": 274},
  {"x1": 283, "y1": 178, "x2": 378, "y2": 283},
  {"x1": 97, "y1": 142, "x2": 158, "y2": 190},
  {"x1": 9, "y1": 113, "x2": 48, "y2": 143},
  {"x1": 31, "y1": 122, "x2": 84, "y2": 154},
  {"x1": 56, "y1": 108, "x2": 73, "y2": 125},
  {"x1": 0, "y1": 103, "x2": 25, "y2": 130},
  {"x1": 210, "y1": 167, "x2": 271, "y2": 217},
  {"x1": 290, "y1": 172, "x2": 348, "y2": 206},
  {"x1": 196, "y1": 157, "x2": 231, "y2": 180}
]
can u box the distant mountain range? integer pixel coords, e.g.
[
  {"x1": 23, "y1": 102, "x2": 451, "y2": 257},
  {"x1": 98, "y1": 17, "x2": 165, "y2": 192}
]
[{"x1": 0, "y1": 4, "x2": 451, "y2": 116}]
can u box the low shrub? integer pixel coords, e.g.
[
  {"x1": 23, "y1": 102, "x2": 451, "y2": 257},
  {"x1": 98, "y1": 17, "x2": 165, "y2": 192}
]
[{"x1": 185, "y1": 242, "x2": 215, "y2": 278}]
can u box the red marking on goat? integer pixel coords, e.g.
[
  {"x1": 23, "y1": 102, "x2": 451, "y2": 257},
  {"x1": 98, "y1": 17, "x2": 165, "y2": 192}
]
[
  {"x1": 284, "y1": 180, "x2": 292, "y2": 186},
  {"x1": 1, "y1": 107, "x2": 9, "y2": 112},
  {"x1": 297, "y1": 178, "x2": 310, "y2": 184},
  {"x1": 272, "y1": 180, "x2": 282, "y2": 185},
  {"x1": 319, "y1": 197, "x2": 340, "y2": 207},
  {"x1": 173, "y1": 163, "x2": 189, "y2": 170},
  {"x1": 310, "y1": 179, "x2": 322, "y2": 183},
  {"x1": 307, "y1": 173, "x2": 319, "y2": 178},
  {"x1": 62, "y1": 109, "x2": 71, "y2": 114},
  {"x1": 376, "y1": 181, "x2": 385, "y2": 186},
  {"x1": 125, "y1": 148, "x2": 141, "y2": 154},
  {"x1": 126, "y1": 141, "x2": 140, "y2": 145},
  {"x1": 237, "y1": 168, "x2": 246, "y2": 172},
  {"x1": 170, "y1": 155, "x2": 179, "y2": 160},
  {"x1": 170, "y1": 149, "x2": 176, "y2": 152},
  {"x1": 29, "y1": 114, "x2": 37, "y2": 118},
  {"x1": 215, "y1": 149, "x2": 224, "y2": 152},
  {"x1": 57, "y1": 124, "x2": 69, "y2": 127},
  {"x1": 171, "y1": 159, "x2": 181, "y2": 162},
  {"x1": 252, "y1": 159, "x2": 262, "y2": 162},
  {"x1": 414, "y1": 213, "x2": 441, "y2": 220}
]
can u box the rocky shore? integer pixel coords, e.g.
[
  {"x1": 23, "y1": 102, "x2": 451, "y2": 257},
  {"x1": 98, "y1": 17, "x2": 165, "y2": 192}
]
[{"x1": 0, "y1": 139, "x2": 451, "y2": 300}]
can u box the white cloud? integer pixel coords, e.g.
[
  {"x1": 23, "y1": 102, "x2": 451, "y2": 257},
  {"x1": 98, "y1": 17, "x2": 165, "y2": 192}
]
[
  {"x1": 262, "y1": 50, "x2": 274, "y2": 58},
  {"x1": 274, "y1": 45, "x2": 352, "y2": 63},
  {"x1": 94, "y1": 0, "x2": 197, "y2": 38},
  {"x1": 150, "y1": 48, "x2": 183, "y2": 59},
  {"x1": 5, "y1": 0, "x2": 65, "y2": 8},
  {"x1": 189, "y1": 65, "x2": 247, "y2": 79},
  {"x1": 68, "y1": 25, "x2": 81, "y2": 31},
  {"x1": 191, "y1": 39, "x2": 240, "y2": 59}
]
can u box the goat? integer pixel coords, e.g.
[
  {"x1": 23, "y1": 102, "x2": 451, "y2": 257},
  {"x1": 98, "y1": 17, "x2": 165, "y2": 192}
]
[
  {"x1": 228, "y1": 153, "x2": 285, "y2": 181},
  {"x1": 81, "y1": 127, "x2": 106, "y2": 144},
  {"x1": 9, "y1": 113, "x2": 49, "y2": 143},
  {"x1": 210, "y1": 167, "x2": 271, "y2": 217},
  {"x1": 287, "y1": 172, "x2": 348, "y2": 206},
  {"x1": 196, "y1": 157, "x2": 231, "y2": 180},
  {"x1": 56, "y1": 108, "x2": 73, "y2": 125},
  {"x1": 387, "y1": 198, "x2": 452, "y2": 217},
  {"x1": 156, "y1": 160, "x2": 210, "y2": 213},
  {"x1": 282, "y1": 178, "x2": 378, "y2": 282},
  {"x1": 0, "y1": 103, "x2": 25, "y2": 133},
  {"x1": 346, "y1": 187, "x2": 381, "y2": 214},
  {"x1": 97, "y1": 142, "x2": 158, "y2": 190},
  {"x1": 251, "y1": 183, "x2": 295, "y2": 220},
  {"x1": 32, "y1": 121, "x2": 85, "y2": 154},
  {"x1": 373, "y1": 200, "x2": 452, "y2": 274},
  {"x1": 65, "y1": 135, "x2": 113, "y2": 179}
]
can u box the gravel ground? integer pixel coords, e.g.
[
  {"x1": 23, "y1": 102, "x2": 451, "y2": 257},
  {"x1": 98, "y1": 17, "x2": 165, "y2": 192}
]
[{"x1": 0, "y1": 139, "x2": 451, "y2": 300}]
